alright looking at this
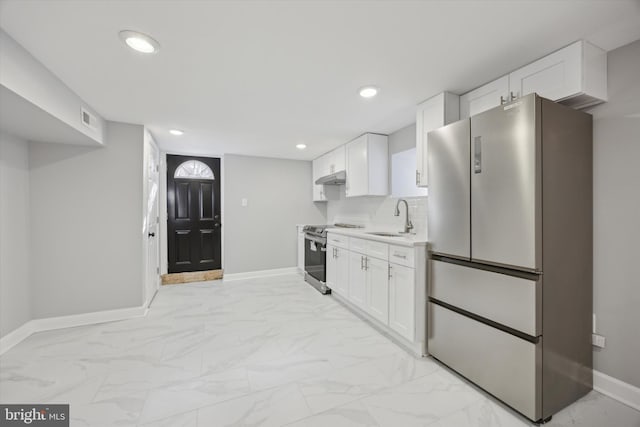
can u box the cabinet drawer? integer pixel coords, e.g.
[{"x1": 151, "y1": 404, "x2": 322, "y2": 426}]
[
  {"x1": 430, "y1": 260, "x2": 540, "y2": 336},
  {"x1": 388, "y1": 245, "x2": 414, "y2": 268},
  {"x1": 349, "y1": 237, "x2": 389, "y2": 261},
  {"x1": 428, "y1": 302, "x2": 540, "y2": 421},
  {"x1": 349, "y1": 237, "x2": 368, "y2": 254},
  {"x1": 365, "y1": 240, "x2": 388, "y2": 261},
  {"x1": 327, "y1": 233, "x2": 348, "y2": 249}
]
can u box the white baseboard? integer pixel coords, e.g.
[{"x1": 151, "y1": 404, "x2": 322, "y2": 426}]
[
  {"x1": 0, "y1": 321, "x2": 37, "y2": 355},
  {"x1": 223, "y1": 267, "x2": 299, "y2": 281},
  {"x1": 0, "y1": 305, "x2": 148, "y2": 355},
  {"x1": 594, "y1": 370, "x2": 640, "y2": 411}
]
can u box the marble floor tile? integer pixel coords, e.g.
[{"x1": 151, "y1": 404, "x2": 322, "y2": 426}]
[
  {"x1": 139, "y1": 410, "x2": 198, "y2": 427},
  {"x1": 1, "y1": 273, "x2": 638, "y2": 427},
  {"x1": 196, "y1": 383, "x2": 311, "y2": 427},
  {"x1": 138, "y1": 367, "x2": 250, "y2": 424},
  {"x1": 361, "y1": 369, "x2": 486, "y2": 427},
  {"x1": 285, "y1": 400, "x2": 381, "y2": 427}
]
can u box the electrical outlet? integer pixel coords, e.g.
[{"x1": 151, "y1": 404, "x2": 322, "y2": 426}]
[
  {"x1": 241, "y1": 198, "x2": 248, "y2": 207},
  {"x1": 592, "y1": 334, "x2": 606, "y2": 348}
]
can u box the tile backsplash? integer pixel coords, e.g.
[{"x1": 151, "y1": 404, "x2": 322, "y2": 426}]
[{"x1": 326, "y1": 186, "x2": 427, "y2": 239}]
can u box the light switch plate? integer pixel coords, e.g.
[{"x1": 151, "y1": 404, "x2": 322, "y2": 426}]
[{"x1": 592, "y1": 334, "x2": 606, "y2": 348}]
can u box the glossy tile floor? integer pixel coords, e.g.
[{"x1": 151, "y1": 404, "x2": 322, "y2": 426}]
[{"x1": 1, "y1": 273, "x2": 639, "y2": 426}]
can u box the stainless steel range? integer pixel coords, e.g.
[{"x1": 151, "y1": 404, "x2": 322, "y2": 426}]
[{"x1": 303, "y1": 223, "x2": 362, "y2": 294}]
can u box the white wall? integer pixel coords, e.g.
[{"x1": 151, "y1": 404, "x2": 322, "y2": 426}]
[
  {"x1": 29, "y1": 122, "x2": 145, "y2": 318},
  {"x1": 588, "y1": 39, "x2": 640, "y2": 388},
  {"x1": 326, "y1": 124, "x2": 428, "y2": 237},
  {"x1": 0, "y1": 131, "x2": 31, "y2": 338},
  {"x1": 223, "y1": 154, "x2": 326, "y2": 274}
]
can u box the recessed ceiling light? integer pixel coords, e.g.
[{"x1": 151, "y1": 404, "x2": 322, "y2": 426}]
[
  {"x1": 169, "y1": 129, "x2": 184, "y2": 136},
  {"x1": 119, "y1": 30, "x2": 160, "y2": 54},
  {"x1": 359, "y1": 86, "x2": 379, "y2": 98},
  {"x1": 296, "y1": 144, "x2": 307, "y2": 150}
]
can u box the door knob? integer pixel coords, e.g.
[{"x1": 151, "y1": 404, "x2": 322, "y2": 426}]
[{"x1": 148, "y1": 232, "x2": 155, "y2": 237}]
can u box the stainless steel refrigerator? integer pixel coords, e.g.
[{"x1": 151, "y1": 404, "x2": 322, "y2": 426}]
[{"x1": 426, "y1": 93, "x2": 592, "y2": 423}]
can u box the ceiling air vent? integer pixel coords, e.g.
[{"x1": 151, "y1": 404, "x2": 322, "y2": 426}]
[{"x1": 80, "y1": 107, "x2": 96, "y2": 130}]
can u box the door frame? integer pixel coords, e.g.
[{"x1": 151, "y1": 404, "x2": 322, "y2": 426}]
[
  {"x1": 159, "y1": 151, "x2": 225, "y2": 276},
  {"x1": 143, "y1": 131, "x2": 161, "y2": 307}
]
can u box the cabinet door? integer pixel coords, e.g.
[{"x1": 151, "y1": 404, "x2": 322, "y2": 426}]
[
  {"x1": 326, "y1": 244, "x2": 338, "y2": 291},
  {"x1": 388, "y1": 263, "x2": 415, "y2": 341},
  {"x1": 345, "y1": 135, "x2": 368, "y2": 197},
  {"x1": 366, "y1": 257, "x2": 389, "y2": 324},
  {"x1": 330, "y1": 145, "x2": 346, "y2": 173},
  {"x1": 311, "y1": 158, "x2": 326, "y2": 202},
  {"x1": 334, "y1": 246, "x2": 349, "y2": 295},
  {"x1": 348, "y1": 251, "x2": 367, "y2": 308},
  {"x1": 460, "y1": 76, "x2": 509, "y2": 118},
  {"x1": 509, "y1": 41, "x2": 582, "y2": 101}
]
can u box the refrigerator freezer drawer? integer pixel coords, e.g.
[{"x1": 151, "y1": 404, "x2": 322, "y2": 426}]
[
  {"x1": 430, "y1": 260, "x2": 540, "y2": 336},
  {"x1": 428, "y1": 302, "x2": 541, "y2": 421}
]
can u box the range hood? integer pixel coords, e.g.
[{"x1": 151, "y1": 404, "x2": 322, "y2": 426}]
[{"x1": 315, "y1": 170, "x2": 346, "y2": 185}]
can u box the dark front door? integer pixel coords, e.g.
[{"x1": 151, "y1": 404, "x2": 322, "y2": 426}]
[{"x1": 167, "y1": 155, "x2": 221, "y2": 273}]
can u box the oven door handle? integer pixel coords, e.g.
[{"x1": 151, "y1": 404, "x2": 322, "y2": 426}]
[{"x1": 305, "y1": 234, "x2": 327, "y2": 246}]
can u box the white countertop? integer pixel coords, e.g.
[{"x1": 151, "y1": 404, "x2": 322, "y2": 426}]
[{"x1": 327, "y1": 228, "x2": 428, "y2": 247}]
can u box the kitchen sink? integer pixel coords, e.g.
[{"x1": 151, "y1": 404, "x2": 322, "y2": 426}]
[{"x1": 366, "y1": 232, "x2": 405, "y2": 237}]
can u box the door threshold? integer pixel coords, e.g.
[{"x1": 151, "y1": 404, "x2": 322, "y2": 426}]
[{"x1": 162, "y1": 269, "x2": 223, "y2": 285}]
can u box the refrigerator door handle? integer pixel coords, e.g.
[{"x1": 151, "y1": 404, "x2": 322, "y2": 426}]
[{"x1": 474, "y1": 136, "x2": 482, "y2": 174}]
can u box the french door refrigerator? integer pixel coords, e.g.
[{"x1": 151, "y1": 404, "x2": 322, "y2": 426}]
[{"x1": 426, "y1": 93, "x2": 592, "y2": 423}]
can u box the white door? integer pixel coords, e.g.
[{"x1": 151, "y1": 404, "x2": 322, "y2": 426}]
[
  {"x1": 145, "y1": 139, "x2": 160, "y2": 307},
  {"x1": 366, "y1": 257, "x2": 389, "y2": 324},
  {"x1": 388, "y1": 263, "x2": 415, "y2": 341},
  {"x1": 348, "y1": 251, "x2": 367, "y2": 308}
]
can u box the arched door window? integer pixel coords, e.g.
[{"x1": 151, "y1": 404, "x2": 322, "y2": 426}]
[{"x1": 174, "y1": 160, "x2": 215, "y2": 180}]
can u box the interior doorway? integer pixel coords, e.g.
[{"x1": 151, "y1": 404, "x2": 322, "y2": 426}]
[{"x1": 166, "y1": 155, "x2": 222, "y2": 275}]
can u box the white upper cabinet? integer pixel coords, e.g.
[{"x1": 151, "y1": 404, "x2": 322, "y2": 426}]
[
  {"x1": 509, "y1": 40, "x2": 607, "y2": 109},
  {"x1": 416, "y1": 92, "x2": 460, "y2": 187},
  {"x1": 327, "y1": 145, "x2": 346, "y2": 174},
  {"x1": 346, "y1": 133, "x2": 389, "y2": 197},
  {"x1": 312, "y1": 157, "x2": 327, "y2": 202},
  {"x1": 460, "y1": 40, "x2": 607, "y2": 118},
  {"x1": 459, "y1": 76, "x2": 510, "y2": 119}
]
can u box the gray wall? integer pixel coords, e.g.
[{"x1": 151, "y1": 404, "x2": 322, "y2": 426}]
[
  {"x1": 388, "y1": 123, "x2": 416, "y2": 155},
  {"x1": 29, "y1": 122, "x2": 145, "y2": 318},
  {"x1": 0, "y1": 132, "x2": 31, "y2": 337},
  {"x1": 588, "y1": 39, "x2": 640, "y2": 388},
  {"x1": 223, "y1": 154, "x2": 326, "y2": 274}
]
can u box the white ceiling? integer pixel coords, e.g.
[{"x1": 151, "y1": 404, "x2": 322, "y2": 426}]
[{"x1": 1, "y1": 0, "x2": 639, "y2": 160}]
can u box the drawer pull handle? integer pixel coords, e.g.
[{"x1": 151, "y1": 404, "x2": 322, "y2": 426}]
[{"x1": 394, "y1": 253, "x2": 407, "y2": 259}]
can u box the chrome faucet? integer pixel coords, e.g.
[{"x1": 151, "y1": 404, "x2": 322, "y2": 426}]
[{"x1": 394, "y1": 199, "x2": 414, "y2": 234}]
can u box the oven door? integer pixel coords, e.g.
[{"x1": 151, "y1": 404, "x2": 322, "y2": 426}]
[{"x1": 304, "y1": 234, "x2": 326, "y2": 282}]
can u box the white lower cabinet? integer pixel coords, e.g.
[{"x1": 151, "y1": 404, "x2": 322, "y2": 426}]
[
  {"x1": 327, "y1": 245, "x2": 349, "y2": 296},
  {"x1": 326, "y1": 232, "x2": 427, "y2": 355},
  {"x1": 348, "y1": 251, "x2": 367, "y2": 309},
  {"x1": 365, "y1": 257, "x2": 389, "y2": 324},
  {"x1": 388, "y1": 262, "x2": 416, "y2": 341}
]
